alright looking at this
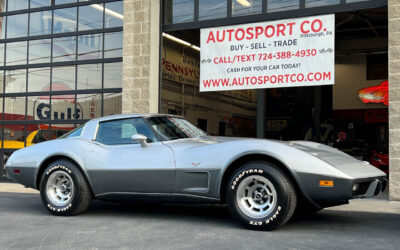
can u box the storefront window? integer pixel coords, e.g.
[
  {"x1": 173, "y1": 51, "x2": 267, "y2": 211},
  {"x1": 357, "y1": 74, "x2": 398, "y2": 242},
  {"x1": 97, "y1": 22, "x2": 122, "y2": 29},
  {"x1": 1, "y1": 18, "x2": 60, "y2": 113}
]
[
  {"x1": 1, "y1": 17, "x2": 6, "y2": 39},
  {"x1": 165, "y1": 0, "x2": 194, "y2": 24},
  {"x1": 0, "y1": 71, "x2": 3, "y2": 93},
  {"x1": 53, "y1": 36, "x2": 77, "y2": 62},
  {"x1": 3, "y1": 97, "x2": 26, "y2": 121},
  {"x1": 30, "y1": 11, "x2": 52, "y2": 36},
  {"x1": 27, "y1": 96, "x2": 42, "y2": 121},
  {"x1": 77, "y1": 93, "x2": 102, "y2": 119},
  {"x1": 28, "y1": 67, "x2": 50, "y2": 92},
  {"x1": 306, "y1": 0, "x2": 340, "y2": 8},
  {"x1": 77, "y1": 64, "x2": 102, "y2": 90},
  {"x1": 0, "y1": 0, "x2": 6, "y2": 13},
  {"x1": 78, "y1": 33, "x2": 103, "y2": 60},
  {"x1": 5, "y1": 69, "x2": 26, "y2": 93},
  {"x1": 7, "y1": 14, "x2": 28, "y2": 38},
  {"x1": 199, "y1": 0, "x2": 227, "y2": 20},
  {"x1": 30, "y1": 0, "x2": 52, "y2": 8},
  {"x1": 104, "y1": 62, "x2": 122, "y2": 88},
  {"x1": 104, "y1": 32, "x2": 123, "y2": 58},
  {"x1": 55, "y1": 0, "x2": 77, "y2": 5},
  {"x1": 1, "y1": 0, "x2": 123, "y2": 173},
  {"x1": 233, "y1": 0, "x2": 262, "y2": 16},
  {"x1": 53, "y1": 7, "x2": 77, "y2": 33},
  {"x1": 51, "y1": 93, "x2": 78, "y2": 120},
  {"x1": 79, "y1": 4, "x2": 104, "y2": 31},
  {"x1": 2, "y1": 122, "x2": 26, "y2": 144},
  {"x1": 103, "y1": 93, "x2": 122, "y2": 116},
  {"x1": 105, "y1": 1, "x2": 123, "y2": 28},
  {"x1": 6, "y1": 41, "x2": 27, "y2": 66},
  {"x1": 0, "y1": 44, "x2": 4, "y2": 66},
  {"x1": 29, "y1": 39, "x2": 51, "y2": 64},
  {"x1": 52, "y1": 66, "x2": 76, "y2": 91},
  {"x1": 268, "y1": 0, "x2": 299, "y2": 12},
  {"x1": 7, "y1": 0, "x2": 29, "y2": 12}
]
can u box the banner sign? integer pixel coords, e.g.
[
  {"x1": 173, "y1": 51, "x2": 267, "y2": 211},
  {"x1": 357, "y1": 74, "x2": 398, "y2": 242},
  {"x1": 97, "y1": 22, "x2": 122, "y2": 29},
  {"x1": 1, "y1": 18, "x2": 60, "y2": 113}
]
[
  {"x1": 161, "y1": 43, "x2": 253, "y2": 102},
  {"x1": 200, "y1": 14, "x2": 335, "y2": 92}
]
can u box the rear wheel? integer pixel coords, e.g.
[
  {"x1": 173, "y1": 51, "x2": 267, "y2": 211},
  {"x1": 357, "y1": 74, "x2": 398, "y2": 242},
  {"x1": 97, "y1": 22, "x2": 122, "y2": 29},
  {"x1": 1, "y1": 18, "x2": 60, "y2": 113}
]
[
  {"x1": 40, "y1": 159, "x2": 92, "y2": 216},
  {"x1": 226, "y1": 161, "x2": 297, "y2": 230}
]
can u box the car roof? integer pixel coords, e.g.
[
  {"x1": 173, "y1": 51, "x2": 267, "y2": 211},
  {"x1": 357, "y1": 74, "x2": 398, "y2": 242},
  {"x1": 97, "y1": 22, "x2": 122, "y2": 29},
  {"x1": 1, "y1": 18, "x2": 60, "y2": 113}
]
[
  {"x1": 79, "y1": 113, "x2": 184, "y2": 140},
  {"x1": 89, "y1": 113, "x2": 184, "y2": 123}
]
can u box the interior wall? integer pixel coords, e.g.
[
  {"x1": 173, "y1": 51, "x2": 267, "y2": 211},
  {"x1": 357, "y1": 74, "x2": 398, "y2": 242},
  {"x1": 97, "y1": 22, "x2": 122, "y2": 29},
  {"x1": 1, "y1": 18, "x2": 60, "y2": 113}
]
[{"x1": 334, "y1": 54, "x2": 387, "y2": 110}]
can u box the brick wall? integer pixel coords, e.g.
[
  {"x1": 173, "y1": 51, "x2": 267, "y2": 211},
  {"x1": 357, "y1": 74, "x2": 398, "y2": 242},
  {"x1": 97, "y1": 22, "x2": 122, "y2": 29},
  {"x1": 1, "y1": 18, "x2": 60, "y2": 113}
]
[
  {"x1": 122, "y1": 0, "x2": 160, "y2": 114},
  {"x1": 389, "y1": 0, "x2": 400, "y2": 201}
]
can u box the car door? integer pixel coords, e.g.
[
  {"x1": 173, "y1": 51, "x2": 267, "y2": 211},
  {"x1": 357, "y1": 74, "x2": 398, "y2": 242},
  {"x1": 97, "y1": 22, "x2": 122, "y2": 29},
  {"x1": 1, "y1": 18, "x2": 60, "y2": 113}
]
[{"x1": 85, "y1": 118, "x2": 175, "y2": 195}]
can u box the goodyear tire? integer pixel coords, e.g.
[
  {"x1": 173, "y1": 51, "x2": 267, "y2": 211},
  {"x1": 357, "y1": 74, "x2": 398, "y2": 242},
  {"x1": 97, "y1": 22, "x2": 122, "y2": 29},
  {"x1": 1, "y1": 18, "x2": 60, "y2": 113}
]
[
  {"x1": 227, "y1": 161, "x2": 297, "y2": 230},
  {"x1": 40, "y1": 159, "x2": 92, "y2": 216}
]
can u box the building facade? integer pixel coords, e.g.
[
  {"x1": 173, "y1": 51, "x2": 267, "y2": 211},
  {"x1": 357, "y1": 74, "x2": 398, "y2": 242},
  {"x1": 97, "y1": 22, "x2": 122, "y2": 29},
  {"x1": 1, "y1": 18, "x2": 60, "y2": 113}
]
[
  {"x1": 1, "y1": 0, "x2": 398, "y2": 201},
  {"x1": 0, "y1": 0, "x2": 123, "y2": 162}
]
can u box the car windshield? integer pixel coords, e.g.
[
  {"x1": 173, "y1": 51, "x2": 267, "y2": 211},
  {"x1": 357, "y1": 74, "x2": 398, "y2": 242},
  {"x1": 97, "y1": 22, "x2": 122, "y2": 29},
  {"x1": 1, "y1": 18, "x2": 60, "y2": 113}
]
[{"x1": 146, "y1": 117, "x2": 207, "y2": 140}]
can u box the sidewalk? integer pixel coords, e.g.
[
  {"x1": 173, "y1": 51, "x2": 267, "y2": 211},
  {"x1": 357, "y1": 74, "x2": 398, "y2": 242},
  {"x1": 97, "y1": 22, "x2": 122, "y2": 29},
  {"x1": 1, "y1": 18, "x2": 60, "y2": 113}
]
[{"x1": 0, "y1": 182, "x2": 39, "y2": 194}]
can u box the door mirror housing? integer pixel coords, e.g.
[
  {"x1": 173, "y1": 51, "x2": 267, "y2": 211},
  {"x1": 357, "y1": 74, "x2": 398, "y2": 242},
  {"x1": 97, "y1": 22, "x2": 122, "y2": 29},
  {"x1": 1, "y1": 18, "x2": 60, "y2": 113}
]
[{"x1": 131, "y1": 134, "x2": 149, "y2": 147}]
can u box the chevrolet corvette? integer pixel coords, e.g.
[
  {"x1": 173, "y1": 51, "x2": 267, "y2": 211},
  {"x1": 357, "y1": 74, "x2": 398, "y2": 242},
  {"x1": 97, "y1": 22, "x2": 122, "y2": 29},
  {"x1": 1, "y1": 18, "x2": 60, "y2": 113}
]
[{"x1": 5, "y1": 114, "x2": 387, "y2": 230}]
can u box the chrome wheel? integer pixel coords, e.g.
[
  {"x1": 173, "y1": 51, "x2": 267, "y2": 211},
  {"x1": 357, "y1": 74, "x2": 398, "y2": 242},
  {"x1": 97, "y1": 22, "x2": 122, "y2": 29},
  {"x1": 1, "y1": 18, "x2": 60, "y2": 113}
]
[
  {"x1": 236, "y1": 175, "x2": 277, "y2": 219},
  {"x1": 46, "y1": 170, "x2": 74, "y2": 207}
]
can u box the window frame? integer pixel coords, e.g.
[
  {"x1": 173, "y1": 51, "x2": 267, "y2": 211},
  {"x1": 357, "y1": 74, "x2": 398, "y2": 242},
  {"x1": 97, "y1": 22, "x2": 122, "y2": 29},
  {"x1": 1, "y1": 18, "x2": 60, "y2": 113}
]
[
  {"x1": 0, "y1": 0, "x2": 124, "y2": 175},
  {"x1": 162, "y1": 0, "x2": 387, "y2": 31}
]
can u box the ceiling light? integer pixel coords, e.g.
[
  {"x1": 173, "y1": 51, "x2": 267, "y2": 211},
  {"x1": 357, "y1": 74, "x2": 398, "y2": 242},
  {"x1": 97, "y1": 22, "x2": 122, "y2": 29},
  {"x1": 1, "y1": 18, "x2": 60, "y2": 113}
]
[
  {"x1": 162, "y1": 33, "x2": 200, "y2": 51},
  {"x1": 237, "y1": 0, "x2": 252, "y2": 7},
  {"x1": 90, "y1": 4, "x2": 124, "y2": 20}
]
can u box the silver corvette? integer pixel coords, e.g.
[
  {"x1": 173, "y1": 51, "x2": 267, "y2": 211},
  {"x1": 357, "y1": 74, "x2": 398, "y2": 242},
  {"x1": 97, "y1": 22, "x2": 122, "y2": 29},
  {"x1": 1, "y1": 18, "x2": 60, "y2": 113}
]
[{"x1": 5, "y1": 114, "x2": 386, "y2": 230}]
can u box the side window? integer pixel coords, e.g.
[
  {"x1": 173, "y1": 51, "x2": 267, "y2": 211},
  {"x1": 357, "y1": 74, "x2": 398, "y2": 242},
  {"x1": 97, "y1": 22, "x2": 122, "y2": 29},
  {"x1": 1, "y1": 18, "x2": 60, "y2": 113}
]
[{"x1": 96, "y1": 118, "x2": 159, "y2": 145}]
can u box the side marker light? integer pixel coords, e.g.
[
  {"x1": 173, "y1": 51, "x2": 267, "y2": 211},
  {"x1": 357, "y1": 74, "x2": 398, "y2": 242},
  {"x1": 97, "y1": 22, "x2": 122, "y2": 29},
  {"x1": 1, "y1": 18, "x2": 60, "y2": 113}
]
[{"x1": 319, "y1": 180, "x2": 334, "y2": 187}]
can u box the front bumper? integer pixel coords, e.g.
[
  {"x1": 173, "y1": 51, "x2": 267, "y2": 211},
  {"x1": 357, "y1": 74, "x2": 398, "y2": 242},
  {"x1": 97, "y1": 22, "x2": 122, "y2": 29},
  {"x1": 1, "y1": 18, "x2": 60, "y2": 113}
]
[
  {"x1": 297, "y1": 172, "x2": 387, "y2": 209},
  {"x1": 352, "y1": 178, "x2": 387, "y2": 198}
]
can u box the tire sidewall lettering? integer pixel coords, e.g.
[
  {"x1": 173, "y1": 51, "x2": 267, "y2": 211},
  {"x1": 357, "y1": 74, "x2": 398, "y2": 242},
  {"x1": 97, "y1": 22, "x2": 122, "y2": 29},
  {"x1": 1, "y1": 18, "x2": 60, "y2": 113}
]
[
  {"x1": 231, "y1": 168, "x2": 264, "y2": 190},
  {"x1": 42, "y1": 164, "x2": 76, "y2": 213},
  {"x1": 46, "y1": 164, "x2": 72, "y2": 176},
  {"x1": 228, "y1": 164, "x2": 289, "y2": 229}
]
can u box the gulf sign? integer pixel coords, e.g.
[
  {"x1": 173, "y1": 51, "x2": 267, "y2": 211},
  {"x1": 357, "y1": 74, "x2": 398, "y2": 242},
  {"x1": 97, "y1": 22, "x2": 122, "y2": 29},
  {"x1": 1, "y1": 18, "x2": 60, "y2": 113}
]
[
  {"x1": 33, "y1": 83, "x2": 83, "y2": 129},
  {"x1": 200, "y1": 15, "x2": 335, "y2": 92}
]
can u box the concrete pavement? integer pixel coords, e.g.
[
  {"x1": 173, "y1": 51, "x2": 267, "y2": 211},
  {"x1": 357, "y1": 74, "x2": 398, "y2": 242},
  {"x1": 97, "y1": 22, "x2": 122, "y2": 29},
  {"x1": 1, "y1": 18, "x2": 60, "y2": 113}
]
[{"x1": 0, "y1": 182, "x2": 399, "y2": 250}]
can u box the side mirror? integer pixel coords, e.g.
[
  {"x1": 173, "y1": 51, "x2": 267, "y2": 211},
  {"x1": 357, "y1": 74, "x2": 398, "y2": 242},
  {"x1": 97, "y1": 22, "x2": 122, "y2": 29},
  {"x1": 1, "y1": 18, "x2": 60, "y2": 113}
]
[{"x1": 131, "y1": 134, "x2": 149, "y2": 147}]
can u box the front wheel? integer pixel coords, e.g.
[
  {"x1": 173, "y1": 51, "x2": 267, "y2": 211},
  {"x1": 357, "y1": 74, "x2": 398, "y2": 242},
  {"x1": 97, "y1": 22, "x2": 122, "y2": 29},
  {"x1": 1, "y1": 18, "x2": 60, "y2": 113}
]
[
  {"x1": 227, "y1": 161, "x2": 297, "y2": 230},
  {"x1": 40, "y1": 159, "x2": 92, "y2": 216}
]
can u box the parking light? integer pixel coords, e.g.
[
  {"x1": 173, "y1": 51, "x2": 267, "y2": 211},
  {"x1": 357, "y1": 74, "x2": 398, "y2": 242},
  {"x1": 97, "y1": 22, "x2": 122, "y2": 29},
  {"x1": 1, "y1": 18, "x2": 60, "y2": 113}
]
[{"x1": 319, "y1": 180, "x2": 334, "y2": 187}]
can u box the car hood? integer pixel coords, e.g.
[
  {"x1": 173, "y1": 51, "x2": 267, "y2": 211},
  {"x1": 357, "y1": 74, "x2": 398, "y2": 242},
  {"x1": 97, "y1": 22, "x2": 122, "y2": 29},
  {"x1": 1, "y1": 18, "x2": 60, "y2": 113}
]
[
  {"x1": 164, "y1": 137, "x2": 385, "y2": 179},
  {"x1": 285, "y1": 141, "x2": 385, "y2": 179}
]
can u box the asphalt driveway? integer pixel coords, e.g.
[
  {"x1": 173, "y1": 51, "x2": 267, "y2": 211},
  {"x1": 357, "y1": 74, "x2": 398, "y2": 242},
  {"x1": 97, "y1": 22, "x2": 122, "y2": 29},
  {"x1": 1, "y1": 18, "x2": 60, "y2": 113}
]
[{"x1": 0, "y1": 183, "x2": 399, "y2": 250}]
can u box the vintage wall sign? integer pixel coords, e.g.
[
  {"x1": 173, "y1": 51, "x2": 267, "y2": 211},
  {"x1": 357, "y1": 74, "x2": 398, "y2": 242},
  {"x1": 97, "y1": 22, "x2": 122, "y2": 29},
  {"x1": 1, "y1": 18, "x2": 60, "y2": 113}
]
[
  {"x1": 33, "y1": 83, "x2": 83, "y2": 129},
  {"x1": 358, "y1": 81, "x2": 389, "y2": 106},
  {"x1": 200, "y1": 14, "x2": 335, "y2": 92}
]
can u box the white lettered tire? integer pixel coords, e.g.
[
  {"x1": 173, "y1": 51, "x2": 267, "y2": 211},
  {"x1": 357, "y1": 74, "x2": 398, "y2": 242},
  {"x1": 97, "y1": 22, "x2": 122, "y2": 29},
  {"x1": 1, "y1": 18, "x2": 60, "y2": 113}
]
[
  {"x1": 40, "y1": 159, "x2": 92, "y2": 216},
  {"x1": 227, "y1": 161, "x2": 297, "y2": 230}
]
